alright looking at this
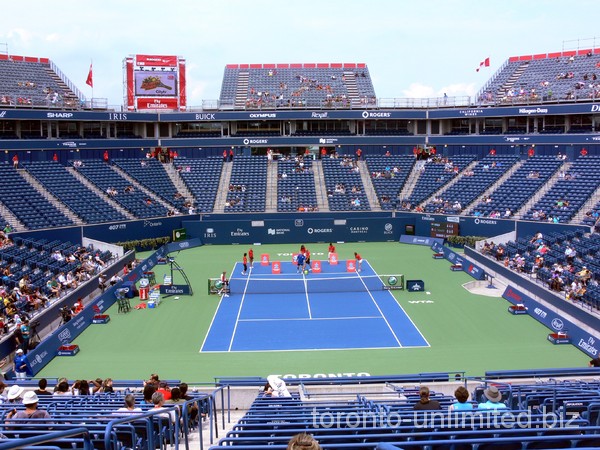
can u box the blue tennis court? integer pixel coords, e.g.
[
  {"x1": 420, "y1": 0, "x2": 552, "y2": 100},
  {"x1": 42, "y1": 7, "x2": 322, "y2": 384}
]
[{"x1": 201, "y1": 260, "x2": 429, "y2": 352}]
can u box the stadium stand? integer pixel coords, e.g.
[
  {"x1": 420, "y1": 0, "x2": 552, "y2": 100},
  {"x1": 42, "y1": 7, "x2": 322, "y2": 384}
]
[
  {"x1": 207, "y1": 377, "x2": 600, "y2": 449},
  {"x1": 219, "y1": 63, "x2": 376, "y2": 109},
  {"x1": 0, "y1": 55, "x2": 81, "y2": 109},
  {"x1": 322, "y1": 157, "x2": 370, "y2": 211},
  {"x1": 0, "y1": 388, "x2": 211, "y2": 450},
  {"x1": 0, "y1": 237, "x2": 112, "y2": 321},
  {"x1": 424, "y1": 154, "x2": 521, "y2": 214},
  {"x1": 403, "y1": 155, "x2": 476, "y2": 209},
  {"x1": 479, "y1": 51, "x2": 600, "y2": 105},
  {"x1": 277, "y1": 156, "x2": 318, "y2": 212},
  {"x1": 365, "y1": 155, "x2": 415, "y2": 210},
  {"x1": 112, "y1": 158, "x2": 187, "y2": 213},
  {"x1": 73, "y1": 160, "x2": 169, "y2": 219},
  {"x1": 225, "y1": 156, "x2": 267, "y2": 212},
  {"x1": 523, "y1": 155, "x2": 600, "y2": 223},
  {"x1": 0, "y1": 165, "x2": 73, "y2": 230},
  {"x1": 22, "y1": 161, "x2": 128, "y2": 224},
  {"x1": 176, "y1": 156, "x2": 223, "y2": 213},
  {"x1": 471, "y1": 155, "x2": 563, "y2": 218}
]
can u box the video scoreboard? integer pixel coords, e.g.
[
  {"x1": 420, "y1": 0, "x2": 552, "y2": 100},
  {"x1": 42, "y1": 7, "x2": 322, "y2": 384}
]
[{"x1": 430, "y1": 221, "x2": 459, "y2": 238}]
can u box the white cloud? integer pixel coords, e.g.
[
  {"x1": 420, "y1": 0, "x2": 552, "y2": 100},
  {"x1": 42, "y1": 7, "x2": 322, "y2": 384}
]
[{"x1": 402, "y1": 83, "x2": 436, "y2": 99}]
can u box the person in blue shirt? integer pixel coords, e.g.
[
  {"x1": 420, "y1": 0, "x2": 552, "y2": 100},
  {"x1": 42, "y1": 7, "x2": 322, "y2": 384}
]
[
  {"x1": 478, "y1": 386, "x2": 507, "y2": 410},
  {"x1": 13, "y1": 349, "x2": 32, "y2": 379},
  {"x1": 296, "y1": 252, "x2": 306, "y2": 274},
  {"x1": 450, "y1": 386, "x2": 473, "y2": 411}
]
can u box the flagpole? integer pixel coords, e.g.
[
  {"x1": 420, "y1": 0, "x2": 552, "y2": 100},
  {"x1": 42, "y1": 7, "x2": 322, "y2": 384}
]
[{"x1": 91, "y1": 59, "x2": 94, "y2": 108}]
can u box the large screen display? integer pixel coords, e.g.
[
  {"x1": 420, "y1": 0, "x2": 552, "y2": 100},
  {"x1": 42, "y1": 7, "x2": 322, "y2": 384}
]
[{"x1": 134, "y1": 71, "x2": 178, "y2": 97}]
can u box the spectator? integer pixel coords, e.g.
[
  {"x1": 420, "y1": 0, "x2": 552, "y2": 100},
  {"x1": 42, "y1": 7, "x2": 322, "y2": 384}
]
[
  {"x1": 6, "y1": 385, "x2": 24, "y2": 404},
  {"x1": 34, "y1": 378, "x2": 52, "y2": 396},
  {"x1": 151, "y1": 392, "x2": 177, "y2": 424},
  {"x1": 478, "y1": 386, "x2": 507, "y2": 410},
  {"x1": 13, "y1": 350, "x2": 32, "y2": 379},
  {"x1": 413, "y1": 386, "x2": 441, "y2": 410},
  {"x1": 450, "y1": 386, "x2": 473, "y2": 411},
  {"x1": 287, "y1": 433, "x2": 321, "y2": 450},
  {"x1": 5, "y1": 391, "x2": 51, "y2": 422},
  {"x1": 115, "y1": 394, "x2": 142, "y2": 414},
  {"x1": 263, "y1": 375, "x2": 291, "y2": 398},
  {"x1": 156, "y1": 381, "x2": 172, "y2": 400}
]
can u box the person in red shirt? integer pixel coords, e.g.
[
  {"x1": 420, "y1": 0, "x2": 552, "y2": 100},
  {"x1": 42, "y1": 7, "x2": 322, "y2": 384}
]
[
  {"x1": 489, "y1": 148, "x2": 496, "y2": 156},
  {"x1": 354, "y1": 252, "x2": 363, "y2": 272},
  {"x1": 356, "y1": 148, "x2": 362, "y2": 160},
  {"x1": 581, "y1": 148, "x2": 588, "y2": 157},
  {"x1": 229, "y1": 148, "x2": 234, "y2": 162},
  {"x1": 12, "y1": 154, "x2": 19, "y2": 168},
  {"x1": 156, "y1": 381, "x2": 171, "y2": 400},
  {"x1": 242, "y1": 253, "x2": 248, "y2": 275},
  {"x1": 52, "y1": 153, "x2": 58, "y2": 162},
  {"x1": 103, "y1": 150, "x2": 109, "y2": 163},
  {"x1": 320, "y1": 147, "x2": 327, "y2": 159},
  {"x1": 328, "y1": 243, "x2": 336, "y2": 259},
  {"x1": 248, "y1": 248, "x2": 254, "y2": 268},
  {"x1": 305, "y1": 248, "x2": 311, "y2": 269},
  {"x1": 528, "y1": 147, "x2": 535, "y2": 158},
  {"x1": 223, "y1": 149, "x2": 227, "y2": 162}
]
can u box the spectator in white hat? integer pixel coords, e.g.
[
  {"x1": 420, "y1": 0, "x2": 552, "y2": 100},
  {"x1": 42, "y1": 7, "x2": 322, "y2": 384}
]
[
  {"x1": 6, "y1": 385, "x2": 24, "y2": 403},
  {"x1": 6, "y1": 391, "x2": 52, "y2": 422}
]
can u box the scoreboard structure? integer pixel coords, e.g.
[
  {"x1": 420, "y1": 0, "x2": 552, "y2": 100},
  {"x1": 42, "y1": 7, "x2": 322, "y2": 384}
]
[
  {"x1": 430, "y1": 221, "x2": 459, "y2": 238},
  {"x1": 124, "y1": 54, "x2": 187, "y2": 111}
]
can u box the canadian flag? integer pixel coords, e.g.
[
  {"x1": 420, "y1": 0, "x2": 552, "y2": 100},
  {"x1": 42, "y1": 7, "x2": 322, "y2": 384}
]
[
  {"x1": 476, "y1": 57, "x2": 490, "y2": 72},
  {"x1": 86, "y1": 63, "x2": 93, "y2": 88}
]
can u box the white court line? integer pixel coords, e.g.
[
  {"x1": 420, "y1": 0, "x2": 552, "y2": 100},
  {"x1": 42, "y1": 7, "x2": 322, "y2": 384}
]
[
  {"x1": 227, "y1": 263, "x2": 252, "y2": 352},
  {"x1": 356, "y1": 261, "x2": 403, "y2": 348},
  {"x1": 238, "y1": 315, "x2": 383, "y2": 322},
  {"x1": 303, "y1": 271, "x2": 313, "y2": 319}
]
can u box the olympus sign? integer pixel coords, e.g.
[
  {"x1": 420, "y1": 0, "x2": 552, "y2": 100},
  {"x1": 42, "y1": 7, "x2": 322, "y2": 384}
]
[{"x1": 248, "y1": 113, "x2": 276, "y2": 118}]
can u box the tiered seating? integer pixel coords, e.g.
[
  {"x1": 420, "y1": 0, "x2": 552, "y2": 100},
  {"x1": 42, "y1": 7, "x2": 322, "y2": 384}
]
[
  {"x1": 23, "y1": 161, "x2": 127, "y2": 224},
  {"x1": 424, "y1": 155, "x2": 520, "y2": 214},
  {"x1": 225, "y1": 156, "x2": 267, "y2": 212},
  {"x1": 220, "y1": 63, "x2": 376, "y2": 109},
  {"x1": 0, "y1": 56, "x2": 80, "y2": 108},
  {"x1": 0, "y1": 389, "x2": 209, "y2": 450},
  {"x1": 405, "y1": 155, "x2": 476, "y2": 207},
  {"x1": 484, "y1": 229, "x2": 600, "y2": 310},
  {"x1": 0, "y1": 237, "x2": 111, "y2": 316},
  {"x1": 210, "y1": 380, "x2": 600, "y2": 449},
  {"x1": 113, "y1": 158, "x2": 186, "y2": 213},
  {"x1": 277, "y1": 158, "x2": 317, "y2": 212},
  {"x1": 523, "y1": 156, "x2": 600, "y2": 223},
  {"x1": 177, "y1": 157, "x2": 223, "y2": 213},
  {"x1": 480, "y1": 52, "x2": 600, "y2": 105},
  {"x1": 74, "y1": 160, "x2": 168, "y2": 219},
  {"x1": 365, "y1": 155, "x2": 415, "y2": 210},
  {"x1": 322, "y1": 157, "x2": 370, "y2": 211},
  {"x1": 0, "y1": 165, "x2": 73, "y2": 230},
  {"x1": 472, "y1": 155, "x2": 563, "y2": 218}
]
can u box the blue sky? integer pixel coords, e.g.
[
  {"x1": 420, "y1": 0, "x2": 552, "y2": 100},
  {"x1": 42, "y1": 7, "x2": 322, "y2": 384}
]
[{"x1": 1, "y1": 0, "x2": 598, "y2": 108}]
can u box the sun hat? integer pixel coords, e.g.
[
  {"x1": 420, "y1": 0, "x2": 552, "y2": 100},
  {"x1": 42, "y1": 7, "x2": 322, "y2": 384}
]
[
  {"x1": 7, "y1": 385, "x2": 24, "y2": 400},
  {"x1": 15, "y1": 348, "x2": 23, "y2": 354},
  {"x1": 22, "y1": 391, "x2": 39, "y2": 405},
  {"x1": 483, "y1": 386, "x2": 502, "y2": 403}
]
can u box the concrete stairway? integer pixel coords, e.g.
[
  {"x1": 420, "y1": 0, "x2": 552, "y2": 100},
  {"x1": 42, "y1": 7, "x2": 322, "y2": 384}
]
[
  {"x1": 265, "y1": 160, "x2": 278, "y2": 213},
  {"x1": 213, "y1": 162, "x2": 233, "y2": 213},
  {"x1": 311, "y1": 160, "x2": 330, "y2": 212},
  {"x1": 358, "y1": 160, "x2": 381, "y2": 211}
]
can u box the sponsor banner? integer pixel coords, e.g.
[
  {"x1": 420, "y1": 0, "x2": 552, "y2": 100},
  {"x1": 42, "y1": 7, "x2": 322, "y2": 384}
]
[
  {"x1": 84, "y1": 216, "x2": 199, "y2": 243},
  {"x1": 135, "y1": 54, "x2": 178, "y2": 67},
  {"x1": 406, "y1": 280, "x2": 425, "y2": 292},
  {"x1": 502, "y1": 285, "x2": 600, "y2": 358},
  {"x1": 0, "y1": 109, "x2": 155, "y2": 122},
  {"x1": 134, "y1": 72, "x2": 178, "y2": 97},
  {"x1": 399, "y1": 235, "x2": 444, "y2": 246},
  {"x1": 159, "y1": 284, "x2": 191, "y2": 295},
  {"x1": 428, "y1": 241, "x2": 486, "y2": 280},
  {"x1": 187, "y1": 218, "x2": 403, "y2": 245},
  {"x1": 136, "y1": 97, "x2": 179, "y2": 110},
  {"x1": 429, "y1": 103, "x2": 600, "y2": 119}
]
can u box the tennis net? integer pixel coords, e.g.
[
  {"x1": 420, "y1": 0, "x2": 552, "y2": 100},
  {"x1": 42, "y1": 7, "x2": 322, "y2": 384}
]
[{"x1": 225, "y1": 274, "x2": 404, "y2": 295}]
